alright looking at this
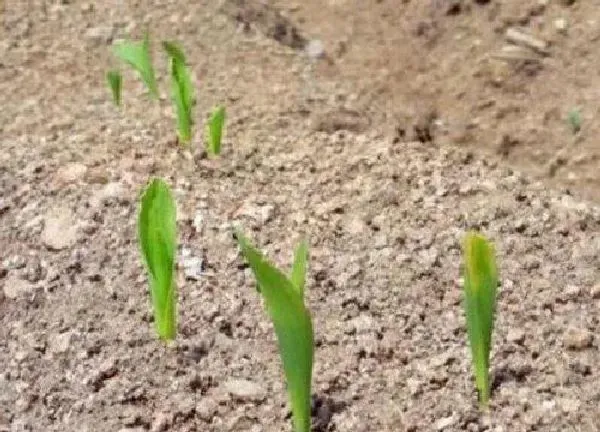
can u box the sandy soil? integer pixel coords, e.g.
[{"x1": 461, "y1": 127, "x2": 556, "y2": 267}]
[{"x1": 1, "y1": 1, "x2": 599, "y2": 431}]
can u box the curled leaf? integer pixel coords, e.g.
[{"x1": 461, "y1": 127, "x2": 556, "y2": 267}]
[{"x1": 112, "y1": 32, "x2": 159, "y2": 99}]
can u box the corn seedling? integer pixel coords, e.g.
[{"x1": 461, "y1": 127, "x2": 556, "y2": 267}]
[
  {"x1": 112, "y1": 32, "x2": 159, "y2": 99},
  {"x1": 206, "y1": 105, "x2": 226, "y2": 156},
  {"x1": 462, "y1": 231, "x2": 498, "y2": 407},
  {"x1": 567, "y1": 108, "x2": 581, "y2": 134},
  {"x1": 106, "y1": 70, "x2": 122, "y2": 106},
  {"x1": 163, "y1": 41, "x2": 195, "y2": 144},
  {"x1": 108, "y1": 34, "x2": 198, "y2": 145},
  {"x1": 236, "y1": 230, "x2": 313, "y2": 432},
  {"x1": 138, "y1": 178, "x2": 178, "y2": 341}
]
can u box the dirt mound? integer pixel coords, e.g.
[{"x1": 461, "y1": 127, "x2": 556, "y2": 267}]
[{"x1": 273, "y1": 0, "x2": 600, "y2": 202}]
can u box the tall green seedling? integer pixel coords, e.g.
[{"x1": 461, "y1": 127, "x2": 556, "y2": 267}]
[
  {"x1": 163, "y1": 41, "x2": 195, "y2": 144},
  {"x1": 138, "y1": 178, "x2": 178, "y2": 341},
  {"x1": 462, "y1": 231, "x2": 498, "y2": 407},
  {"x1": 236, "y1": 230, "x2": 313, "y2": 432}
]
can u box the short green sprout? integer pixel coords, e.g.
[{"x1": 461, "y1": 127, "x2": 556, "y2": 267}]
[
  {"x1": 462, "y1": 231, "x2": 499, "y2": 407},
  {"x1": 138, "y1": 178, "x2": 178, "y2": 341},
  {"x1": 236, "y1": 230, "x2": 313, "y2": 432},
  {"x1": 106, "y1": 70, "x2": 122, "y2": 106},
  {"x1": 567, "y1": 108, "x2": 582, "y2": 134},
  {"x1": 206, "y1": 105, "x2": 226, "y2": 156}
]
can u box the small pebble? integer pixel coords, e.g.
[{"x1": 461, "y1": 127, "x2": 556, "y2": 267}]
[
  {"x1": 558, "y1": 397, "x2": 580, "y2": 413},
  {"x1": 181, "y1": 255, "x2": 204, "y2": 281},
  {"x1": 49, "y1": 331, "x2": 74, "y2": 355},
  {"x1": 554, "y1": 18, "x2": 568, "y2": 33},
  {"x1": 2, "y1": 274, "x2": 34, "y2": 299},
  {"x1": 88, "y1": 358, "x2": 118, "y2": 390},
  {"x1": 0, "y1": 198, "x2": 10, "y2": 215},
  {"x1": 560, "y1": 284, "x2": 581, "y2": 301},
  {"x1": 150, "y1": 413, "x2": 171, "y2": 432},
  {"x1": 306, "y1": 39, "x2": 325, "y2": 59},
  {"x1": 236, "y1": 202, "x2": 275, "y2": 224},
  {"x1": 41, "y1": 208, "x2": 79, "y2": 250},
  {"x1": 564, "y1": 328, "x2": 593, "y2": 350},
  {"x1": 196, "y1": 398, "x2": 217, "y2": 422},
  {"x1": 507, "y1": 328, "x2": 526, "y2": 345},
  {"x1": 223, "y1": 378, "x2": 266, "y2": 402},
  {"x1": 406, "y1": 377, "x2": 422, "y2": 396},
  {"x1": 54, "y1": 162, "x2": 88, "y2": 186},
  {"x1": 85, "y1": 24, "x2": 114, "y2": 45},
  {"x1": 435, "y1": 413, "x2": 459, "y2": 430}
]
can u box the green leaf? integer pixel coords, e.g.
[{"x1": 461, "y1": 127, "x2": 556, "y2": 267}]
[
  {"x1": 236, "y1": 230, "x2": 313, "y2": 432},
  {"x1": 112, "y1": 32, "x2": 159, "y2": 99},
  {"x1": 138, "y1": 178, "x2": 177, "y2": 341},
  {"x1": 106, "y1": 70, "x2": 122, "y2": 106},
  {"x1": 462, "y1": 231, "x2": 498, "y2": 407},
  {"x1": 163, "y1": 41, "x2": 194, "y2": 144},
  {"x1": 290, "y1": 240, "x2": 308, "y2": 298},
  {"x1": 206, "y1": 105, "x2": 225, "y2": 156}
]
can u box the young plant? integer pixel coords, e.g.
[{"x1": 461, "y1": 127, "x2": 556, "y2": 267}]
[
  {"x1": 236, "y1": 230, "x2": 313, "y2": 432},
  {"x1": 567, "y1": 108, "x2": 582, "y2": 134},
  {"x1": 112, "y1": 32, "x2": 159, "y2": 99},
  {"x1": 462, "y1": 231, "x2": 499, "y2": 407},
  {"x1": 206, "y1": 105, "x2": 226, "y2": 156},
  {"x1": 106, "y1": 70, "x2": 122, "y2": 106},
  {"x1": 138, "y1": 178, "x2": 178, "y2": 341},
  {"x1": 163, "y1": 41, "x2": 195, "y2": 144}
]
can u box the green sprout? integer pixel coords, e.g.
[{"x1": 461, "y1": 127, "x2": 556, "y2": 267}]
[
  {"x1": 112, "y1": 32, "x2": 159, "y2": 99},
  {"x1": 236, "y1": 230, "x2": 313, "y2": 432},
  {"x1": 107, "y1": 33, "x2": 206, "y2": 146},
  {"x1": 462, "y1": 231, "x2": 498, "y2": 407},
  {"x1": 106, "y1": 70, "x2": 122, "y2": 106},
  {"x1": 206, "y1": 105, "x2": 226, "y2": 156},
  {"x1": 138, "y1": 178, "x2": 177, "y2": 341},
  {"x1": 567, "y1": 108, "x2": 581, "y2": 134},
  {"x1": 163, "y1": 41, "x2": 194, "y2": 144}
]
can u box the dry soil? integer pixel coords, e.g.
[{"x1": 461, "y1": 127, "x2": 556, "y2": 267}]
[{"x1": 1, "y1": 1, "x2": 600, "y2": 432}]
